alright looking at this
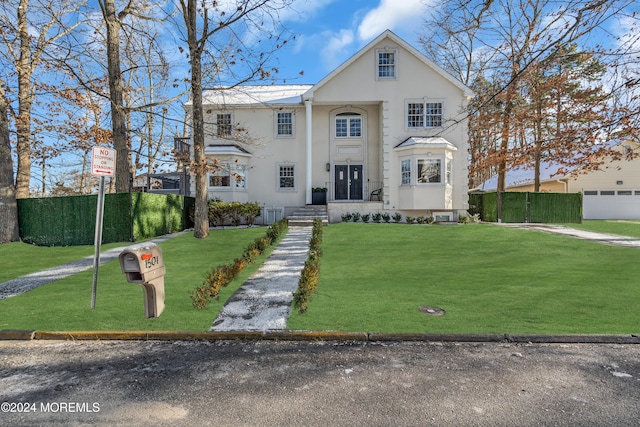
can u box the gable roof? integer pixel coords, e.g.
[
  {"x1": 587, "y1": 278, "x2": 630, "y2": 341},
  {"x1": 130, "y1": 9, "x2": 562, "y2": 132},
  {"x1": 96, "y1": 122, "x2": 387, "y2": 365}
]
[{"x1": 303, "y1": 29, "x2": 473, "y2": 99}]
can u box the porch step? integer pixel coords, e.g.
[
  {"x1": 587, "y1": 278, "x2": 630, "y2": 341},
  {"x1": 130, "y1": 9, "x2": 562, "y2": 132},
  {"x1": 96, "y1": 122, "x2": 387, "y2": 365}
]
[{"x1": 288, "y1": 205, "x2": 328, "y2": 227}]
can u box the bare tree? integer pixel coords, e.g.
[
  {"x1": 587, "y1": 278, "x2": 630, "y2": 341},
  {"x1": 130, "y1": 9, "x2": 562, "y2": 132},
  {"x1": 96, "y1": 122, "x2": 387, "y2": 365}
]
[
  {"x1": 0, "y1": 0, "x2": 84, "y2": 198},
  {"x1": 420, "y1": 0, "x2": 637, "y2": 219},
  {"x1": 0, "y1": 82, "x2": 19, "y2": 243},
  {"x1": 177, "y1": 0, "x2": 293, "y2": 238}
]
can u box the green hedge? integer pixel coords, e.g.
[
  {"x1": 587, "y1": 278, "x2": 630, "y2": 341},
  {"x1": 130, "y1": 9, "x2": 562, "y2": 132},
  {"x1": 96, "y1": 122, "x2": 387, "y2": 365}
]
[
  {"x1": 471, "y1": 192, "x2": 582, "y2": 223},
  {"x1": 18, "y1": 193, "x2": 195, "y2": 246}
]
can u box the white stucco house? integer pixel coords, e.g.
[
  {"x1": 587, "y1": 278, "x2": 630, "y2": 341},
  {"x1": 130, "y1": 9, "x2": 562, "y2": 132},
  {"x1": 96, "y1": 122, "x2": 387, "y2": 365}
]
[{"x1": 185, "y1": 30, "x2": 472, "y2": 223}]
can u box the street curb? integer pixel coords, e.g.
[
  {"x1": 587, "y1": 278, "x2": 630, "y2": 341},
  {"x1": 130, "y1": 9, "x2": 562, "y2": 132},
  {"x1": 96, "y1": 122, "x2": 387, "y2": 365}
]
[{"x1": 1, "y1": 330, "x2": 639, "y2": 344}]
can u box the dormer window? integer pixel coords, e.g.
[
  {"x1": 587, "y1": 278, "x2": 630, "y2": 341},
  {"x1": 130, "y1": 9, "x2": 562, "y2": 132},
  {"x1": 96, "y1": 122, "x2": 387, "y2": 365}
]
[{"x1": 376, "y1": 48, "x2": 397, "y2": 79}]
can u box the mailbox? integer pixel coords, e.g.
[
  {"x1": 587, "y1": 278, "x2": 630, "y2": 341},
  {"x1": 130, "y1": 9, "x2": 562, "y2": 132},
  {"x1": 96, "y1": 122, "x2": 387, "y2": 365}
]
[{"x1": 118, "y1": 242, "x2": 165, "y2": 318}]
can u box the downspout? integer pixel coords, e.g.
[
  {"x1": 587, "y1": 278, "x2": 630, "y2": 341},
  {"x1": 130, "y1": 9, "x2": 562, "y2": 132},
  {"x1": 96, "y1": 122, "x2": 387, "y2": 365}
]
[
  {"x1": 305, "y1": 99, "x2": 313, "y2": 205},
  {"x1": 556, "y1": 179, "x2": 568, "y2": 193}
]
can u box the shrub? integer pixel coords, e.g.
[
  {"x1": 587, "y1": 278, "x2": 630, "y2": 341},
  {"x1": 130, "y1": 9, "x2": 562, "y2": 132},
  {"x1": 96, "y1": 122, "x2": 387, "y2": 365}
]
[
  {"x1": 242, "y1": 202, "x2": 261, "y2": 226},
  {"x1": 406, "y1": 216, "x2": 415, "y2": 224},
  {"x1": 191, "y1": 218, "x2": 288, "y2": 309},
  {"x1": 341, "y1": 213, "x2": 353, "y2": 222},
  {"x1": 392, "y1": 212, "x2": 402, "y2": 223},
  {"x1": 352, "y1": 212, "x2": 361, "y2": 222},
  {"x1": 416, "y1": 216, "x2": 426, "y2": 224},
  {"x1": 361, "y1": 213, "x2": 370, "y2": 223},
  {"x1": 382, "y1": 213, "x2": 391, "y2": 223},
  {"x1": 372, "y1": 212, "x2": 382, "y2": 223},
  {"x1": 293, "y1": 219, "x2": 323, "y2": 313},
  {"x1": 426, "y1": 216, "x2": 435, "y2": 224}
]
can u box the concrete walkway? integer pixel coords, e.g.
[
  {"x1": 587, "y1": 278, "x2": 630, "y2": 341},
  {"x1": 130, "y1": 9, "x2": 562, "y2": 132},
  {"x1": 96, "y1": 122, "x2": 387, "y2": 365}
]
[
  {"x1": 210, "y1": 226, "x2": 312, "y2": 332},
  {"x1": 0, "y1": 234, "x2": 182, "y2": 300},
  {"x1": 496, "y1": 223, "x2": 640, "y2": 249}
]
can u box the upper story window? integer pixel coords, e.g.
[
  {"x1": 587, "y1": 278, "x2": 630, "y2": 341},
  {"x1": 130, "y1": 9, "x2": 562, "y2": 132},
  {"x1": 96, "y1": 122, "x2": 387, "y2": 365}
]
[
  {"x1": 406, "y1": 100, "x2": 444, "y2": 129},
  {"x1": 376, "y1": 48, "x2": 397, "y2": 79},
  {"x1": 276, "y1": 111, "x2": 294, "y2": 137},
  {"x1": 335, "y1": 113, "x2": 362, "y2": 138},
  {"x1": 216, "y1": 113, "x2": 232, "y2": 137}
]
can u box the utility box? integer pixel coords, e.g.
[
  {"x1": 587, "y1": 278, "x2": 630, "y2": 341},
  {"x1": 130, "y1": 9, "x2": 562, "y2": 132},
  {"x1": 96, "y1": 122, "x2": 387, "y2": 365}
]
[{"x1": 118, "y1": 242, "x2": 165, "y2": 318}]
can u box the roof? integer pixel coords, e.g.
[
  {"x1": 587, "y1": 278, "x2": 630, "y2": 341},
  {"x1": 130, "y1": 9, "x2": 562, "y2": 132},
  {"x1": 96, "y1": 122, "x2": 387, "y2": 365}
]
[
  {"x1": 304, "y1": 29, "x2": 473, "y2": 99},
  {"x1": 475, "y1": 139, "x2": 635, "y2": 191},
  {"x1": 194, "y1": 85, "x2": 312, "y2": 107},
  {"x1": 204, "y1": 144, "x2": 252, "y2": 157},
  {"x1": 394, "y1": 136, "x2": 458, "y2": 151},
  {"x1": 476, "y1": 162, "x2": 574, "y2": 192}
]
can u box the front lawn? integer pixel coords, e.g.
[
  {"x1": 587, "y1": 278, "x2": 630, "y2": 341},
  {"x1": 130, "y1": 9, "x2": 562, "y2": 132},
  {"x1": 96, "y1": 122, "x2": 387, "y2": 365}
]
[
  {"x1": 287, "y1": 223, "x2": 640, "y2": 334},
  {"x1": 0, "y1": 228, "x2": 276, "y2": 331}
]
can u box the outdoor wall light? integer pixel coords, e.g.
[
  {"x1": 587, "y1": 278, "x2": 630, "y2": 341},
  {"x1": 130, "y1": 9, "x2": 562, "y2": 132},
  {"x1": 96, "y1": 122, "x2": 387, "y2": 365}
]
[{"x1": 326, "y1": 163, "x2": 331, "y2": 171}]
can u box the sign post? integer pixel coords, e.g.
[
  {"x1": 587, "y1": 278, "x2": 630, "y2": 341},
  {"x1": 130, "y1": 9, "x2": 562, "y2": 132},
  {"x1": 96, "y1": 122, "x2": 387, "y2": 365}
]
[{"x1": 90, "y1": 146, "x2": 116, "y2": 309}]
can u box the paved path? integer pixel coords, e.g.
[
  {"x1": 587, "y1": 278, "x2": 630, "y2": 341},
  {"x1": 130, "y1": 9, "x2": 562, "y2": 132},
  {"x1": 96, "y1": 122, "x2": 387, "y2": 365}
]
[
  {"x1": 210, "y1": 226, "x2": 312, "y2": 332},
  {"x1": 0, "y1": 234, "x2": 182, "y2": 300},
  {"x1": 497, "y1": 223, "x2": 640, "y2": 248}
]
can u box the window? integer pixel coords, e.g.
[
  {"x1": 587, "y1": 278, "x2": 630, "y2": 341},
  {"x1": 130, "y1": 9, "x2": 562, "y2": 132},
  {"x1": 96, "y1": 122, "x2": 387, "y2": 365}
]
[
  {"x1": 417, "y1": 159, "x2": 441, "y2": 183},
  {"x1": 216, "y1": 113, "x2": 232, "y2": 136},
  {"x1": 279, "y1": 165, "x2": 295, "y2": 189},
  {"x1": 276, "y1": 112, "x2": 293, "y2": 137},
  {"x1": 377, "y1": 49, "x2": 396, "y2": 78},
  {"x1": 401, "y1": 159, "x2": 411, "y2": 185},
  {"x1": 407, "y1": 100, "x2": 444, "y2": 128},
  {"x1": 209, "y1": 165, "x2": 230, "y2": 187},
  {"x1": 335, "y1": 113, "x2": 362, "y2": 138},
  {"x1": 208, "y1": 163, "x2": 246, "y2": 189}
]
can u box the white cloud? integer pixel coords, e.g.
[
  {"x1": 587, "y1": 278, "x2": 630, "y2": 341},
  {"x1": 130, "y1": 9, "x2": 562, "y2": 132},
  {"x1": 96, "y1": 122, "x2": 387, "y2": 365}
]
[
  {"x1": 285, "y1": 0, "x2": 340, "y2": 23},
  {"x1": 320, "y1": 29, "x2": 355, "y2": 70},
  {"x1": 357, "y1": 0, "x2": 429, "y2": 41}
]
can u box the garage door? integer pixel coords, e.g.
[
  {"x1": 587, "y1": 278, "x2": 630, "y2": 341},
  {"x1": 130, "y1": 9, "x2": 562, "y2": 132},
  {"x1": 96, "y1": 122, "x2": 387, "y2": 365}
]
[{"x1": 583, "y1": 190, "x2": 640, "y2": 219}]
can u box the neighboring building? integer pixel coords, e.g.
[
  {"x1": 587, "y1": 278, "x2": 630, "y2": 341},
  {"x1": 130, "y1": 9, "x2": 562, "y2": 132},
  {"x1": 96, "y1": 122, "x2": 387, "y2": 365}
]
[
  {"x1": 475, "y1": 139, "x2": 640, "y2": 219},
  {"x1": 184, "y1": 30, "x2": 472, "y2": 223}
]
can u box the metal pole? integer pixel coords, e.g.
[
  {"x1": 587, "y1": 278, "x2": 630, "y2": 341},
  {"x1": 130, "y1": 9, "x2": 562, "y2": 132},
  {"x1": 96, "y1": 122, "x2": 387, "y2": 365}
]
[{"x1": 91, "y1": 176, "x2": 106, "y2": 309}]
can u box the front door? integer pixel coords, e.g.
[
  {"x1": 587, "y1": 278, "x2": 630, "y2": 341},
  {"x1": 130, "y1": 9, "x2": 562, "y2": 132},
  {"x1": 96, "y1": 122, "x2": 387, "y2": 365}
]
[{"x1": 334, "y1": 165, "x2": 363, "y2": 200}]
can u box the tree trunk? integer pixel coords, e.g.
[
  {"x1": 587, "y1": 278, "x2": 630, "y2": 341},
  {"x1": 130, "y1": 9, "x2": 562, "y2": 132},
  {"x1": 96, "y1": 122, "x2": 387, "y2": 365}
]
[
  {"x1": 190, "y1": 43, "x2": 209, "y2": 238},
  {"x1": 0, "y1": 85, "x2": 20, "y2": 243},
  {"x1": 14, "y1": 0, "x2": 33, "y2": 199},
  {"x1": 102, "y1": 0, "x2": 131, "y2": 193}
]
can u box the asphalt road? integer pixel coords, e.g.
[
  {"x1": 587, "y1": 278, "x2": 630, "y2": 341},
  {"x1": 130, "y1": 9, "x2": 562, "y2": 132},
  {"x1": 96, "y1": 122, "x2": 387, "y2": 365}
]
[{"x1": 1, "y1": 339, "x2": 639, "y2": 426}]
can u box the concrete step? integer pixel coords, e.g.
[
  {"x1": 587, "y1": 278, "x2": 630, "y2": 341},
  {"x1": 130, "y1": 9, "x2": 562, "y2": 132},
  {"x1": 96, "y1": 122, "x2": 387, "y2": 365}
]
[{"x1": 288, "y1": 205, "x2": 328, "y2": 226}]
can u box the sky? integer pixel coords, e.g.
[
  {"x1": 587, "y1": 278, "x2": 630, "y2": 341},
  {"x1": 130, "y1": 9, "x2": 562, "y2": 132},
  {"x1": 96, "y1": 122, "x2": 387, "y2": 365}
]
[{"x1": 260, "y1": 0, "x2": 432, "y2": 84}]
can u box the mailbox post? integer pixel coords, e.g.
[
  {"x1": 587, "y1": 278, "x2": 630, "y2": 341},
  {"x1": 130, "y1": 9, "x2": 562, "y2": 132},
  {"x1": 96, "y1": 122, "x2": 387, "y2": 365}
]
[{"x1": 118, "y1": 242, "x2": 165, "y2": 318}]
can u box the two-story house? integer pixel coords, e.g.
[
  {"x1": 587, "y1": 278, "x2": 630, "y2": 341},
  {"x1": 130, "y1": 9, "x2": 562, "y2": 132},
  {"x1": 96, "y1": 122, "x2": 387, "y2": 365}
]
[{"x1": 185, "y1": 30, "x2": 472, "y2": 223}]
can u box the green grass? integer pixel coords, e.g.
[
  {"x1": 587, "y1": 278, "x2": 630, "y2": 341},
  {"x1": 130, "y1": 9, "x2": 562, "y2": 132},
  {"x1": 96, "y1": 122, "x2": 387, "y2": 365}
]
[
  {"x1": 0, "y1": 228, "x2": 276, "y2": 331},
  {"x1": 0, "y1": 241, "x2": 129, "y2": 283},
  {"x1": 564, "y1": 220, "x2": 640, "y2": 238},
  {"x1": 287, "y1": 223, "x2": 640, "y2": 334}
]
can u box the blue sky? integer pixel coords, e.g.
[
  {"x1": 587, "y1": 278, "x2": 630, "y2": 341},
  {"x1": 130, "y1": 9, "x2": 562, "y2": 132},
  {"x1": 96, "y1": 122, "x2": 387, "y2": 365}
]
[{"x1": 268, "y1": 0, "x2": 431, "y2": 84}]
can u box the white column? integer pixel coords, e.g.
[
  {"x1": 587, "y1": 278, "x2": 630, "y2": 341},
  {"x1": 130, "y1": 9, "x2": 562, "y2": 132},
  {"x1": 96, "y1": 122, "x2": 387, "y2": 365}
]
[{"x1": 305, "y1": 99, "x2": 313, "y2": 205}]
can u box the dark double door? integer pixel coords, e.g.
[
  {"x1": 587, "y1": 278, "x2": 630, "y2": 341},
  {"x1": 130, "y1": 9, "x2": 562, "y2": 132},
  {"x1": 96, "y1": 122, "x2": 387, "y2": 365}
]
[{"x1": 335, "y1": 165, "x2": 363, "y2": 200}]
